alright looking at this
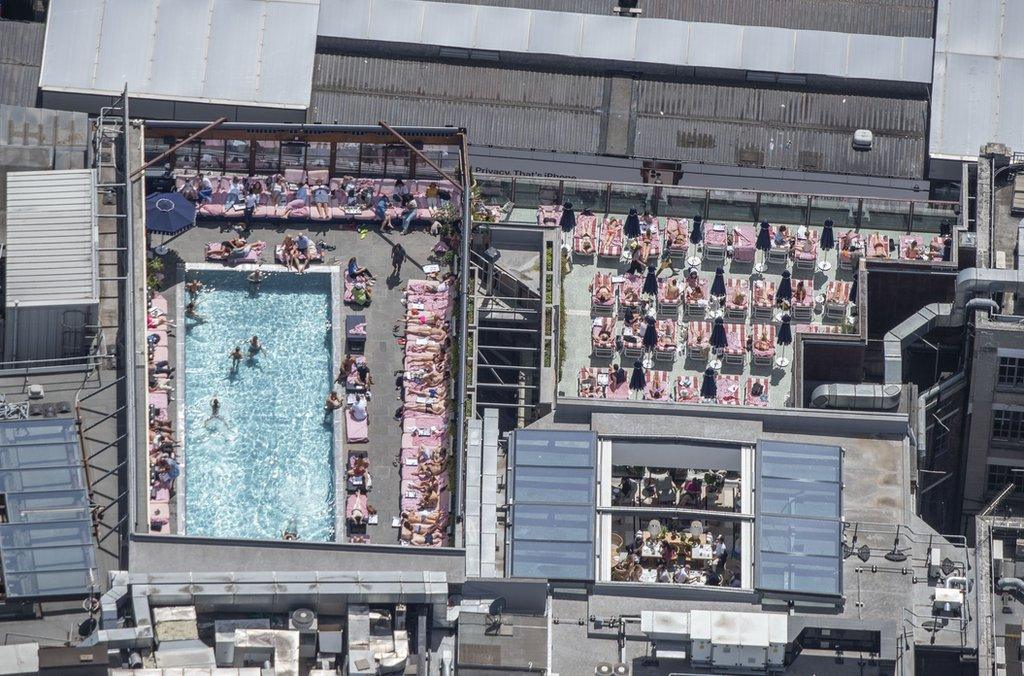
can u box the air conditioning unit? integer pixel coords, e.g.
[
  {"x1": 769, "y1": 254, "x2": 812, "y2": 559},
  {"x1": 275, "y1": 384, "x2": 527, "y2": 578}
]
[
  {"x1": 934, "y1": 587, "x2": 964, "y2": 614},
  {"x1": 928, "y1": 548, "x2": 942, "y2": 579},
  {"x1": 289, "y1": 608, "x2": 318, "y2": 659},
  {"x1": 852, "y1": 129, "x2": 873, "y2": 151}
]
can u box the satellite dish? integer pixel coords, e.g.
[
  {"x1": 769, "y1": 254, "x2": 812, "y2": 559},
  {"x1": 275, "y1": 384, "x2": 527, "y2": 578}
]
[{"x1": 595, "y1": 664, "x2": 615, "y2": 675}]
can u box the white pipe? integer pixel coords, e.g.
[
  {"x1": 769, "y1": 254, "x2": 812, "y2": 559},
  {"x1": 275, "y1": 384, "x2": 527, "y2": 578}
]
[{"x1": 944, "y1": 575, "x2": 968, "y2": 591}]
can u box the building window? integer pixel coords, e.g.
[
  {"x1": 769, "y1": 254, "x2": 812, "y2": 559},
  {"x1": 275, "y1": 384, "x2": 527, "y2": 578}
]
[
  {"x1": 987, "y1": 465, "x2": 1024, "y2": 493},
  {"x1": 993, "y1": 409, "x2": 1024, "y2": 443},
  {"x1": 932, "y1": 423, "x2": 950, "y2": 459},
  {"x1": 999, "y1": 357, "x2": 1024, "y2": 388}
]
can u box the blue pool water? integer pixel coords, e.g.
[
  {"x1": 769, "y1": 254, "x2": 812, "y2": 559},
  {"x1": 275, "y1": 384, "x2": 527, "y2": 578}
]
[{"x1": 184, "y1": 269, "x2": 335, "y2": 541}]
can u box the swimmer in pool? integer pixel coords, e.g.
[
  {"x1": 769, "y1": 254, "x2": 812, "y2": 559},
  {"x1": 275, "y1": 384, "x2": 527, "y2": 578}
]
[
  {"x1": 229, "y1": 346, "x2": 243, "y2": 371},
  {"x1": 247, "y1": 267, "x2": 266, "y2": 285},
  {"x1": 248, "y1": 335, "x2": 265, "y2": 356},
  {"x1": 207, "y1": 397, "x2": 221, "y2": 421}
]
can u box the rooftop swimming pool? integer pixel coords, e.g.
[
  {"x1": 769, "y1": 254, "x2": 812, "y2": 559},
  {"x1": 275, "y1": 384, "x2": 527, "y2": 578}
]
[{"x1": 183, "y1": 268, "x2": 336, "y2": 541}]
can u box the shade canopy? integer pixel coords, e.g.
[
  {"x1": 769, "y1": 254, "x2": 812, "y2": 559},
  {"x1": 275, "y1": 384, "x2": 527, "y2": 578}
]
[{"x1": 146, "y1": 192, "x2": 197, "y2": 235}]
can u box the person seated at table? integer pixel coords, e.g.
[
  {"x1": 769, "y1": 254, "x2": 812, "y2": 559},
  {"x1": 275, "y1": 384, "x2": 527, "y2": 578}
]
[
  {"x1": 612, "y1": 476, "x2": 637, "y2": 505},
  {"x1": 663, "y1": 277, "x2": 681, "y2": 302},
  {"x1": 673, "y1": 563, "x2": 695, "y2": 584},
  {"x1": 656, "y1": 564, "x2": 672, "y2": 583},
  {"x1": 592, "y1": 276, "x2": 614, "y2": 304},
  {"x1": 714, "y1": 534, "x2": 729, "y2": 572},
  {"x1": 773, "y1": 224, "x2": 791, "y2": 248},
  {"x1": 661, "y1": 540, "x2": 679, "y2": 564},
  {"x1": 324, "y1": 390, "x2": 344, "y2": 412},
  {"x1": 793, "y1": 280, "x2": 808, "y2": 304},
  {"x1": 347, "y1": 257, "x2": 373, "y2": 280},
  {"x1": 704, "y1": 568, "x2": 722, "y2": 586},
  {"x1": 578, "y1": 231, "x2": 595, "y2": 254}
]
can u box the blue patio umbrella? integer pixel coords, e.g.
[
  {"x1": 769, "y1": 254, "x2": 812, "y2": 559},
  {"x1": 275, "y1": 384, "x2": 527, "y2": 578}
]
[
  {"x1": 642, "y1": 316, "x2": 658, "y2": 350},
  {"x1": 642, "y1": 264, "x2": 658, "y2": 296},
  {"x1": 690, "y1": 215, "x2": 704, "y2": 246},
  {"x1": 777, "y1": 269, "x2": 793, "y2": 304},
  {"x1": 710, "y1": 316, "x2": 727, "y2": 351},
  {"x1": 821, "y1": 218, "x2": 836, "y2": 251},
  {"x1": 559, "y1": 202, "x2": 576, "y2": 232},
  {"x1": 629, "y1": 359, "x2": 647, "y2": 392},
  {"x1": 700, "y1": 367, "x2": 717, "y2": 400},
  {"x1": 776, "y1": 313, "x2": 793, "y2": 367},
  {"x1": 755, "y1": 220, "x2": 772, "y2": 253},
  {"x1": 710, "y1": 267, "x2": 726, "y2": 298},
  {"x1": 778, "y1": 314, "x2": 793, "y2": 347},
  {"x1": 146, "y1": 192, "x2": 196, "y2": 236},
  {"x1": 624, "y1": 208, "x2": 641, "y2": 239}
]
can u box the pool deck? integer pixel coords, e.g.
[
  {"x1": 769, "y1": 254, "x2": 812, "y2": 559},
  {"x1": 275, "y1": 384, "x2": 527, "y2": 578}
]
[{"x1": 154, "y1": 221, "x2": 445, "y2": 546}]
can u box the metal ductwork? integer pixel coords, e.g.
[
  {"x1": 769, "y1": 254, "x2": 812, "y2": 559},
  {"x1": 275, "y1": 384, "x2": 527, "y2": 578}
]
[
  {"x1": 809, "y1": 383, "x2": 902, "y2": 410},
  {"x1": 996, "y1": 577, "x2": 1024, "y2": 594}
]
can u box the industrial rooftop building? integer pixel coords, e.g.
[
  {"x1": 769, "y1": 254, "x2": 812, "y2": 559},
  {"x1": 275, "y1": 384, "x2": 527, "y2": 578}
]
[{"x1": 0, "y1": 0, "x2": 1022, "y2": 674}]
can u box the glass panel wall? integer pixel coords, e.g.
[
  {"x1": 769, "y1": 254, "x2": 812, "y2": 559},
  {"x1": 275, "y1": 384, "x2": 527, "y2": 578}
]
[
  {"x1": 516, "y1": 178, "x2": 562, "y2": 209},
  {"x1": 809, "y1": 195, "x2": 859, "y2": 230},
  {"x1": 384, "y1": 146, "x2": 411, "y2": 178},
  {"x1": 759, "y1": 192, "x2": 807, "y2": 227},
  {"x1": 707, "y1": 189, "x2": 756, "y2": 223},
  {"x1": 225, "y1": 140, "x2": 250, "y2": 173},
  {"x1": 254, "y1": 140, "x2": 279, "y2": 174},
  {"x1": 144, "y1": 136, "x2": 170, "y2": 166},
  {"x1": 360, "y1": 145, "x2": 385, "y2": 177},
  {"x1": 280, "y1": 142, "x2": 306, "y2": 171},
  {"x1": 912, "y1": 201, "x2": 957, "y2": 233},
  {"x1": 307, "y1": 142, "x2": 331, "y2": 170},
  {"x1": 175, "y1": 140, "x2": 201, "y2": 172},
  {"x1": 608, "y1": 183, "x2": 651, "y2": 216},
  {"x1": 199, "y1": 139, "x2": 224, "y2": 173},
  {"x1": 657, "y1": 186, "x2": 706, "y2": 219},
  {"x1": 562, "y1": 180, "x2": 607, "y2": 213},
  {"x1": 861, "y1": 198, "x2": 910, "y2": 232},
  {"x1": 477, "y1": 176, "x2": 514, "y2": 205},
  {"x1": 335, "y1": 143, "x2": 360, "y2": 176}
]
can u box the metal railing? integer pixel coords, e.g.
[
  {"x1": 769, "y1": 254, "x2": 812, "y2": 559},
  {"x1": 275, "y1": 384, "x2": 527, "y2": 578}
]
[{"x1": 0, "y1": 332, "x2": 107, "y2": 374}]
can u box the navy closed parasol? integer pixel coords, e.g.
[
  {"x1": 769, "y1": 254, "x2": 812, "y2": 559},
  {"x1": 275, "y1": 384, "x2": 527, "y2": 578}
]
[
  {"x1": 642, "y1": 316, "x2": 658, "y2": 349},
  {"x1": 700, "y1": 367, "x2": 717, "y2": 400},
  {"x1": 778, "y1": 314, "x2": 793, "y2": 346},
  {"x1": 629, "y1": 359, "x2": 647, "y2": 391},
  {"x1": 710, "y1": 267, "x2": 726, "y2": 298},
  {"x1": 643, "y1": 264, "x2": 658, "y2": 296},
  {"x1": 146, "y1": 192, "x2": 197, "y2": 235},
  {"x1": 777, "y1": 269, "x2": 793, "y2": 303},
  {"x1": 559, "y1": 202, "x2": 576, "y2": 232},
  {"x1": 624, "y1": 208, "x2": 641, "y2": 239},
  {"x1": 689, "y1": 215, "x2": 703, "y2": 246},
  {"x1": 710, "y1": 316, "x2": 727, "y2": 350},
  {"x1": 850, "y1": 271, "x2": 859, "y2": 304},
  {"x1": 755, "y1": 220, "x2": 772, "y2": 253},
  {"x1": 821, "y1": 218, "x2": 835, "y2": 251}
]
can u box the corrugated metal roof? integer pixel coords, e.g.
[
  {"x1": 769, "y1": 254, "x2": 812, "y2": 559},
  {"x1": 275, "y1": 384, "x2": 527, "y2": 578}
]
[
  {"x1": 310, "y1": 54, "x2": 604, "y2": 153},
  {"x1": 0, "y1": 21, "x2": 44, "y2": 107},
  {"x1": 5, "y1": 169, "x2": 98, "y2": 307},
  {"x1": 634, "y1": 81, "x2": 927, "y2": 178},
  {"x1": 318, "y1": 0, "x2": 933, "y2": 84},
  {"x1": 39, "y1": 0, "x2": 319, "y2": 110},
  {"x1": 930, "y1": 0, "x2": 1024, "y2": 162},
  {"x1": 421, "y1": 0, "x2": 934, "y2": 37}
]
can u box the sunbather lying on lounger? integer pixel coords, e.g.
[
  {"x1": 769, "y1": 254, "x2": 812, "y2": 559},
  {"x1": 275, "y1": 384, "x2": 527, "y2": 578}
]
[{"x1": 405, "y1": 323, "x2": 450, "y2": 341}]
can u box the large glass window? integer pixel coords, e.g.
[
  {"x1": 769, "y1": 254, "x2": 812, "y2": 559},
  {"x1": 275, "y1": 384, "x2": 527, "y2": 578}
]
[
  {"x1": 384, "y1": 146, "x2": 411, "y2": 178},
  {"x1": 335, "y1": 143, "x2": 360, "y2": 176},
  {"x1": 225, "y1": 140, "x2": 250, "y2": 173},
  {"x1": 199, "y1": 139, "x2": 224, "y2": 173},
  {"x1": 144, "y1": 136, "x2": 171, "y2": 166},
  {"x1": 280, "y1": 142, "x2": 306, "y2": 172},
  {"x1": 307, "y1": 142, "x2": 331, "y2": 171},
  {"x1": 987, "y1": 465, "x2": 1024, "y2": 493},
  {"x1": 993, "y1": 408, "x2": 1024, "y2": 443},
  {"x1": 254, "y1": 141, "x2": 280, "y2": 174},
  {"x1": 998, "y1": 357, "x2": 1024, "y2": 388},
  {"x1": 175, "y1": 140, "x2": 201, "y2": 172},
  {"x1": 707, "y1": 189, "x2": 756, "y2": 223},
  {"x1": 360, "y1": 145, "x2": 385, "y2": 177}
]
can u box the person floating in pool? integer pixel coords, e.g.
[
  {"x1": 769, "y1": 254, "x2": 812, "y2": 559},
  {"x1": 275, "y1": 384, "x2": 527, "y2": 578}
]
[
  {"x1": 185, "y1": 279, "x2": 204, "y2": 297},
  {"x1": 229, "y1": 346, "x2": 243, "y2": 372},
  {"x1": 247, "y1": 267, "x2": 266, "y2": 285},
  {"x1": 207, "y1": 397, "x2": 221, "y2": 421}
]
